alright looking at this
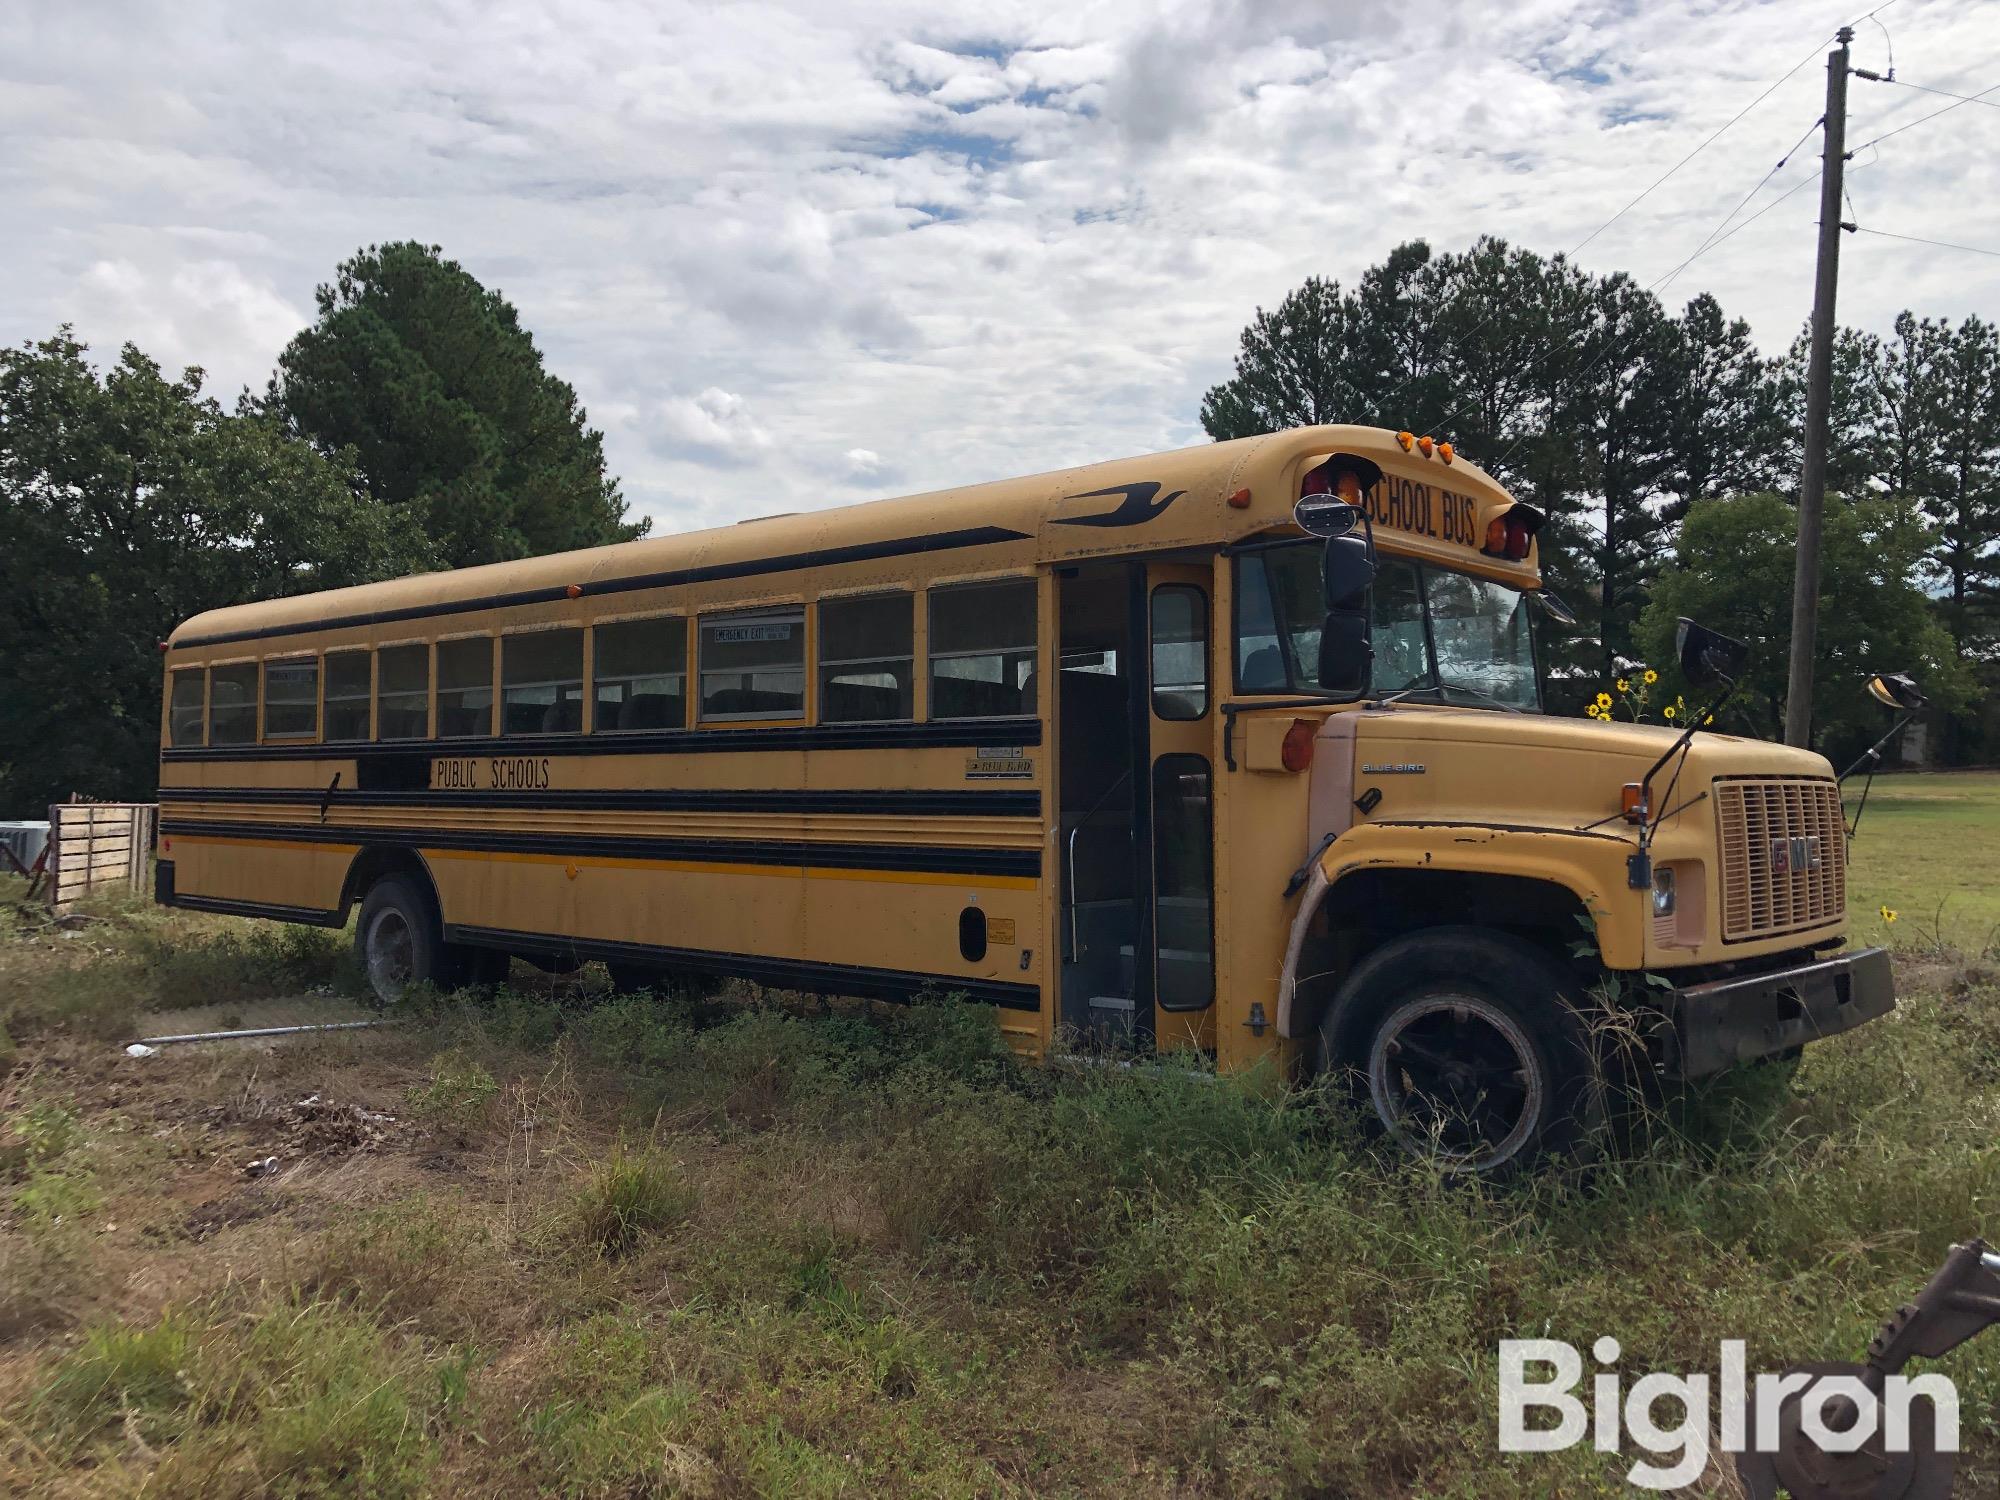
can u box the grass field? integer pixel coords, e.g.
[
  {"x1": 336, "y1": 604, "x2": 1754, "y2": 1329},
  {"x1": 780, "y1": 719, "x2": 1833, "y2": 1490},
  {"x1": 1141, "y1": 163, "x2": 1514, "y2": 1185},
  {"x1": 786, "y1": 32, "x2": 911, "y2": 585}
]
[
  {"x1": 1845, "y1": 770, "x2": 2000, "y2": 954},
  {"x1": 0, "y1": 775, "x2": 1995, "y2": 1497}
]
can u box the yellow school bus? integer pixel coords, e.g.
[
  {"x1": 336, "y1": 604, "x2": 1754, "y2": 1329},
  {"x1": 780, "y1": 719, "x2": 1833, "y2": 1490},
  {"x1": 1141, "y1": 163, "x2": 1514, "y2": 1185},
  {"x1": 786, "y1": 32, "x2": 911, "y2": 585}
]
[{"x1": 156, "y1": 424, "x2": 1892, "y2": 1171}]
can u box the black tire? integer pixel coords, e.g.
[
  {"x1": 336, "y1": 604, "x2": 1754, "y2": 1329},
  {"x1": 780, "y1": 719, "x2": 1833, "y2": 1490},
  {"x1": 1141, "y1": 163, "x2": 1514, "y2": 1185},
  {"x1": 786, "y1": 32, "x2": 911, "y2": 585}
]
[
  {"x1": 606, "y1": 962, "x2": 719, "y2": 999},
  {"x1": 1318, "y1": 927, "x2": 1604, "y2": 1175},
  {"x1": 451, "y1": 945, "x2": 512, "y2": 990},
  {"x1": 355, "y1": 874, "x2": 448, "y2": 1005},
  {"x1": 605, "y1": 961, "x2": 664, "y2": 995}
]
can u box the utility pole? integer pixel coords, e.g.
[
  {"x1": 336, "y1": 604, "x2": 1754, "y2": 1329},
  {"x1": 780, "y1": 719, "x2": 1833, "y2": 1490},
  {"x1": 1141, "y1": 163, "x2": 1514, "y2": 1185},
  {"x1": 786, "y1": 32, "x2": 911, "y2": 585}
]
[{"x1": 1784, "y1": 26, "x2": 1853, "y2": 748}]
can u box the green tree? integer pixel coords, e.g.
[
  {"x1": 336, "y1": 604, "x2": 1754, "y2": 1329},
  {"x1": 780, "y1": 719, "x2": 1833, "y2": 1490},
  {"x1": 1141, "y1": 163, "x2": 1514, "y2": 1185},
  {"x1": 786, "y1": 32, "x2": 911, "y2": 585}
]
[
  {"x1": 1637, "y1": 491, "x2": 1967, "y2": 750},
  {"x1": 1661, "y1": 293, "x2": 1784, "y2": 520},
  {"x1": 0, "y1": 329, "x2": 436, "y2": 809},
  {"x1": 267, "y1": 242, "x2": 644, "y2": 568},
  {"x1": 1920, "y1": 316, "x2": 2000, "y2": 651}
]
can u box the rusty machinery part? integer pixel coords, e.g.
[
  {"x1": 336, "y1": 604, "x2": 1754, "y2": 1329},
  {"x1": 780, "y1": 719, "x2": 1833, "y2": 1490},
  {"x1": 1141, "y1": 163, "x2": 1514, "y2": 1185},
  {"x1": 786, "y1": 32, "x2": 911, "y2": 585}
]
[
  {"x1": 1737, "y1": 1239, "x2": 2000, "y2": 1500},
  {"x1": 1735, "y1": 1361, "x2": 1950, "y2": 1500}
]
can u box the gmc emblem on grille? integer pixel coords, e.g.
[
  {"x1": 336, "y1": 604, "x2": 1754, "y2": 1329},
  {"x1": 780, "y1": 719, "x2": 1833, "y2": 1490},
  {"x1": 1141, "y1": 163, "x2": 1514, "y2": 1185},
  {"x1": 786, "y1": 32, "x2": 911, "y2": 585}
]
[{"x1": 1770, "y1": 835, "x2": 1822, "y2": 875}]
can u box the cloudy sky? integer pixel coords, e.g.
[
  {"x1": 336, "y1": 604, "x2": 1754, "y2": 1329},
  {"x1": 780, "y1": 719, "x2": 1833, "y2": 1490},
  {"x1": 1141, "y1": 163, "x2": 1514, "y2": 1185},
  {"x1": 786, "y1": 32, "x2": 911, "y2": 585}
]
[{"x1": 4, "y1": 0, "x2": 1995, "y2": 535}]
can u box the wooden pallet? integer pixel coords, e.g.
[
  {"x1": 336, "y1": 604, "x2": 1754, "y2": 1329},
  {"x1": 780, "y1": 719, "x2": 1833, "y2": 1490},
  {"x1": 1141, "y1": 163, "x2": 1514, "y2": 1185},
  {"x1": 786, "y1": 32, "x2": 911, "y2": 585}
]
[{"x1": 47, "y1": 799, "x2": 157, "y2": 912}]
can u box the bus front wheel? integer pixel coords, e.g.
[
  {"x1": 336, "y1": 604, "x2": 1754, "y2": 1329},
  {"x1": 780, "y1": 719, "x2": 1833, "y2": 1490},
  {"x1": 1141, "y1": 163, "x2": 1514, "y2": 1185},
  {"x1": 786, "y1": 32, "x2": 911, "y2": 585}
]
[{"x1": 1320, "y1": 928, "x2": 1604, "y2": 1176}]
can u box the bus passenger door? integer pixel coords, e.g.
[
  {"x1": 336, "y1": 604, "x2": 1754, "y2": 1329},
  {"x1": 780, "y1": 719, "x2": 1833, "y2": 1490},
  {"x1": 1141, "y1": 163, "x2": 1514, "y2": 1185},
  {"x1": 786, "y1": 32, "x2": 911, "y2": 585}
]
[
  {"x1": 1144, "y1": 562, "x2": 1217, "y2": 1056},
  {"x1": 1054, "y1": 562, "x2": 1143, "y2": 1047}
]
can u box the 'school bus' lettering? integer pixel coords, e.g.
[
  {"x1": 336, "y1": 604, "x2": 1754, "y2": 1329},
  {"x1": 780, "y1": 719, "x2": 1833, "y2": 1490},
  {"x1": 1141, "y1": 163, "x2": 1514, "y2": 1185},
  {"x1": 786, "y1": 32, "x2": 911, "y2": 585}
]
[{"x1": 1364, "y1": 476, "x2": 1481, "y2": 548}]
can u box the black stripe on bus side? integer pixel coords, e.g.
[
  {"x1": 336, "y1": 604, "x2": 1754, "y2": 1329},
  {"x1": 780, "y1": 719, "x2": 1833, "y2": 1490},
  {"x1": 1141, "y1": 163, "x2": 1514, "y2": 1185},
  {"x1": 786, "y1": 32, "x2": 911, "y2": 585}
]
[
  {"x1": 161, "y1": 893, "x2": 347, "y2": 927},
  {"x1": 156, "y1": 786, "x2": 1041, "y2": 818},
  {"x1": 445, "y1": 924, "x2": 1043, "y2": 1012},
  {"x1": 159, "y1": 716, "x2": 1044, "y2": 764},
  {"x1": 157, "y1": 819, "x2": 1042, "y2": 880},
  {"x1": 171, "y1": 524, "x2": 1035, "y2": 649}
]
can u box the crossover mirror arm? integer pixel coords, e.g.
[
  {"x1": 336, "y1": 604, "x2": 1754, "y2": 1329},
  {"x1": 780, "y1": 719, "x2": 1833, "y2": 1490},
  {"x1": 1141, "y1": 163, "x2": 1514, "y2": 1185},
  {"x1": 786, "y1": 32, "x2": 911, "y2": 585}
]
[{"x1": 1839, "y1": 672, "x2": 1925, "y2": 843}]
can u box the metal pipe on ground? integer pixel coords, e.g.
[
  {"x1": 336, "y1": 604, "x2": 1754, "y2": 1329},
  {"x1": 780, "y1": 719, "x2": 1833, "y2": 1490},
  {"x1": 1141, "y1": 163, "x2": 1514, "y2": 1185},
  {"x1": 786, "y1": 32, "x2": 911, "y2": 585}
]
[{"x1": 130, "y1": 1019, "x2": 395, "y2": 1047}]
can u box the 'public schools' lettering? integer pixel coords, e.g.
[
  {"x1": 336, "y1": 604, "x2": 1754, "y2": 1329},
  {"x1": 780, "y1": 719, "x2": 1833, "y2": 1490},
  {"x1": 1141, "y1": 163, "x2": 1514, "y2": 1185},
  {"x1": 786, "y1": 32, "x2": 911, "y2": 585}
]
[
  {"x1": 432, "y1": 757, "x2": 552, "y2": 791},
  {"x1": 1364, "y1": 477, "x2": 1481, "y2": 548}
]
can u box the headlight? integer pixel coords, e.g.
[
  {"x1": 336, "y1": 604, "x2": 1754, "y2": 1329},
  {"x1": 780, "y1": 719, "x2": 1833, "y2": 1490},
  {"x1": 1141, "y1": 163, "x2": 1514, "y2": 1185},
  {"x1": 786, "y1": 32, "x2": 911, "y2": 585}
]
[{"x1": 1652, "y1": 866, "x2": 1677, "y2": 917}]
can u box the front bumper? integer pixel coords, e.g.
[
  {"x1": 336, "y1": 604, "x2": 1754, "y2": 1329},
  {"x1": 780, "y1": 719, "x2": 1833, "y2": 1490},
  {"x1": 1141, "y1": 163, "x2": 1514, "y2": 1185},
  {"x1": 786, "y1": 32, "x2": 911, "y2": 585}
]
[{"x1": 1668, "y1": 946, "x2": 1895, "y2": 1079}]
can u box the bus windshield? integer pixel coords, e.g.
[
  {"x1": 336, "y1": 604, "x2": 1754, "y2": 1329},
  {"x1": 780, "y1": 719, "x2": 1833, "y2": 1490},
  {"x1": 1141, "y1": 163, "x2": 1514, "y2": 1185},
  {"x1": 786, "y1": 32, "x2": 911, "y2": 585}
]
[{"x1": 1235, "y1": 543, "x2": 1540, "y2": 711}]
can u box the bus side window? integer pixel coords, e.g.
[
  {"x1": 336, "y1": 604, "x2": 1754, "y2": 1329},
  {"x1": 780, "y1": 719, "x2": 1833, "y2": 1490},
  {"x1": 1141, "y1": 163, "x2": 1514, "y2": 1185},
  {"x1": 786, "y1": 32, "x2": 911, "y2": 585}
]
[
  {"x1": 818, "y1": 593, "x2": 914, "y2": 722},
  {"x1": 502, "y1": 628, "x2": 584, "y2": 734},
  {"x1": 324, "y1": 650, "x2": 372, "y2": 741},
  {"x1": 377, "y1": 644, "x2": 430, "y2": 740},
  {"x1": 437, "y1": 638, "x2": 496, "y2": 738},
  {"x1": 699, "y1": 609, "x2": 805, "y2": 722},
  {"x1": 595, "y1": 617, "x2": 686, "y2": 731},
  {"x1": 1150, "y1": 584, "x2": 1208, "y2": 720},
  {"x1": 263, "y1": 656, "x2": 319, "y2": 739},
  {"x1": 208, "y1": 663, "x2": 258, "y2": 745},
  {"x1": 930, "y1": 580, "x2": 1037, "y2": 718},
  {"x1": 168, "y1": 668, "x2": 206, "y2": 747}
]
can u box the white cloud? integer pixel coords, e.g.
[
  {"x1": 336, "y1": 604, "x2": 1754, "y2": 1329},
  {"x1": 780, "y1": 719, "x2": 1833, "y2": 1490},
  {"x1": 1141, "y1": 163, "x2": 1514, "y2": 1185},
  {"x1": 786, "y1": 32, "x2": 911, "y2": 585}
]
[
  {"x1": 655, "y1": 387, "x2": 773, "y2": 465},
  {"x1": 2, "y1": 0, "x2": 1995, "y2": 539},
  {"x1": 72, "y1": 256, "x2": 302, "y2": 396}
]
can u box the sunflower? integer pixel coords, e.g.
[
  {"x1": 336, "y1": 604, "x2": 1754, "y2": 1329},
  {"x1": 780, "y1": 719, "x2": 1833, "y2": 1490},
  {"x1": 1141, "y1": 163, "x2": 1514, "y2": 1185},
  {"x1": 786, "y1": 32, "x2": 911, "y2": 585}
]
[
  {"x1": 1595, "y1": 692, "x2": 1612, "y2": 709},
  {"x1": 1615, "y1": 678, "x2": 1630, "y2": 693},
  {"x1": 1880, "y1": 905, "x2": 1899, "y2": 924},
  {"x1": 1643, "y1": 669, "x2": 1658, "y2": 685},
  {"x1": 1586, "y1": 705, "x2": 1604, "y2": 720},
  {"x1": 1663, "y1": 706, "x2": 1676, "y2": 720}
]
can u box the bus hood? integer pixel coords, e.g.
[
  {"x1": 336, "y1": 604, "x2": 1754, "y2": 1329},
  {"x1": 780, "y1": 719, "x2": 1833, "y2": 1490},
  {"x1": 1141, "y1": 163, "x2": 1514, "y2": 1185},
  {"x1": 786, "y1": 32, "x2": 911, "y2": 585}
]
[{"x1": 1343, "y1": 706, "x2": 1835, "y2": 835}]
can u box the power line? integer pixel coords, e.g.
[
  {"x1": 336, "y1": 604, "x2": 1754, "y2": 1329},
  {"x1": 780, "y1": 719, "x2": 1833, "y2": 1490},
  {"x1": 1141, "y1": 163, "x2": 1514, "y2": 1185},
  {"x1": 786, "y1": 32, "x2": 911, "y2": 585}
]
[
  {"x1": 1486, "y1": 166, "x2": 1825, "y2": 471},
  {"x1": 1850, "y1": 79, "x2": 2000, "y2": 151},
  {"x1": 1671, "y1": 114, "x2": 1825, "y2": 277},
  {"x1": 1859, "y1": 75, "x2": 2000, "y2": 110},
  {"x1": 1416, "y1": 11, "x2": 1902, "y2": 447},
  {"x1": 1410, "y1": 26, "x2": 1842, "y2": 438},
  {"x1": 1566, "y1": 34, "x2": 1835, "y2": 258},
  {"x1": 1850, "y1": 224, "x2": 2000, "y2": 259}
]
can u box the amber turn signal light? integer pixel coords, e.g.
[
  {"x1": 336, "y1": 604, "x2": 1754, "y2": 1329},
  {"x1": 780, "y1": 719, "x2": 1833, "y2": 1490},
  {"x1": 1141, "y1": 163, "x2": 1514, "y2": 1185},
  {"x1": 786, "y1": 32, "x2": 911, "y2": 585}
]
[
  {"x1": 566, "y1": 584, "x2": 583, "y2": 599},
  {"x1": 1281, "y1": 718, "x2": 1316, "y2": 773},
  {"x1": 1228, "y1": 487, "x2": 1252, "y2": 509},
  {"x1": 1620, "y1": 783, "x2": 1647, "y2": 823}
]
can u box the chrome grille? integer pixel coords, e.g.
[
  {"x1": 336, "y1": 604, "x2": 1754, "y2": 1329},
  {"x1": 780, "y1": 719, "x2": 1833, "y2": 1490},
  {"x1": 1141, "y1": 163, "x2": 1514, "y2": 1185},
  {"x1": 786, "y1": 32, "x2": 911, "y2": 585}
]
[{"x1": 1715, "y1": 777, "x2": 1845, "y2": 942}]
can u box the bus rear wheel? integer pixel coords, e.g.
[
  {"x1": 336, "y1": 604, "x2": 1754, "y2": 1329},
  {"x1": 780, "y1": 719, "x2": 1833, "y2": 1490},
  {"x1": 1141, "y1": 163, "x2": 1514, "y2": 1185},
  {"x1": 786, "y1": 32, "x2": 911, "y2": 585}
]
[
  {"x1": 1321, "y1": 928, "x2": 1603, "y2": 1176},
  {"x1": 356, "y1": 875, "x2": 452, "y2": 1005}
]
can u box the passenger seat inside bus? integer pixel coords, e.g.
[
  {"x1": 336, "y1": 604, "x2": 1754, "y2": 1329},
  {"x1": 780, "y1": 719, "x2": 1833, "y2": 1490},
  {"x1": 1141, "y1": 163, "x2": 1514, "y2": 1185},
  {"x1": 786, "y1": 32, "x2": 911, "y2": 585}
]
[{"x1": 615, "y1": 693, "x2": 684, "y2": 730}]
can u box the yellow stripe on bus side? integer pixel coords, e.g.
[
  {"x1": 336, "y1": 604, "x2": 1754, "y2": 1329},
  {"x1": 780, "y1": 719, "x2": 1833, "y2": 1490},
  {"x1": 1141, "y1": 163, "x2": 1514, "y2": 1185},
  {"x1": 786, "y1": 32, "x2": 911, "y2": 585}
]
[
  {"x1": 165, "y1": 833, "x2": 1038, "y2": 891},
  {"x1": 167, "y1": 835, "x2": 363, "y2": 856},
  {"x1": 424, "y1": 847, "x2": 1039, "y2": 890}
]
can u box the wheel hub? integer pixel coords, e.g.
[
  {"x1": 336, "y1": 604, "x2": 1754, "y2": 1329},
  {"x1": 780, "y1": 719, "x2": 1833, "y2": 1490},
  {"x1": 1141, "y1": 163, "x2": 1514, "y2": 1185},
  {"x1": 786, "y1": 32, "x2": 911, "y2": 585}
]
[{"x1": 1368, "y1": 992, "x2": 1545, "y2": 1171}]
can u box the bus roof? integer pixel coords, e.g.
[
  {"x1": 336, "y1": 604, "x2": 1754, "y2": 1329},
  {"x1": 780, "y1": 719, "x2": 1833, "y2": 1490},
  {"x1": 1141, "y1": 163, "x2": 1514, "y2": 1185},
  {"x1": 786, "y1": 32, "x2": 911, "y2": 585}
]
[{"x1": 168, "y1": 425, "x2": 1540, "y2": 652}]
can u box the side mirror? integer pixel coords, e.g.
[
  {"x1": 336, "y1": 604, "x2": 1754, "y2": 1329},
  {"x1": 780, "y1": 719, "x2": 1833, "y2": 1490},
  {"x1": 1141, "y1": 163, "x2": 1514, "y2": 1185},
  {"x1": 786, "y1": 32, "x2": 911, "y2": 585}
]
[
  {"x1": 1294, "y1": 496, "x2": 1364, "y2": 539},
  {"x1": 1316, "y1": 527, "x2": 1377, "y2": 695},
  {"x1": 1533, "y1": 590, "x2": 1577, "y2": 627},
  {"x1": 1866, "y1": 672, "x2": 1924, "y2": 711},
  {"x1": 1675, "y1": 617, "x2": 1748, "y2": 689}
]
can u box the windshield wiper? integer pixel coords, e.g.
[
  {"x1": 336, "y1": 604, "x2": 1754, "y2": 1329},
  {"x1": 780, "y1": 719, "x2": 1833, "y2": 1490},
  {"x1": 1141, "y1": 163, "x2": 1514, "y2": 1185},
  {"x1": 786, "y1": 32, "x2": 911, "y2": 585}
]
[{"x1": 1372, "y1": 680, "x2": 1527, "y2": 714}]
